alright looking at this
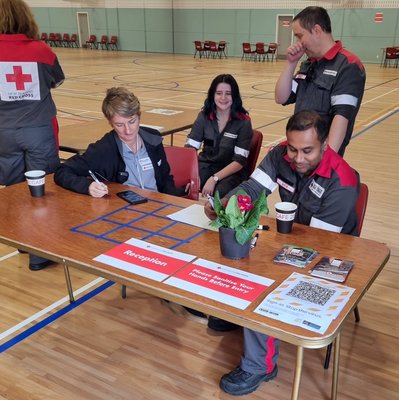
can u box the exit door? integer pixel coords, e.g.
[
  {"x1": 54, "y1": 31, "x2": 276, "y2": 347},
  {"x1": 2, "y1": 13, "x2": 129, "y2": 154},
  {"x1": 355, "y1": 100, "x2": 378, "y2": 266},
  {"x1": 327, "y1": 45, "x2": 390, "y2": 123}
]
[
  {"x1": 77, "y1": 12, "x2": 90, "y2": 48},
  {"x1": 277, "y1": 15, "x2": 294, "y2": 60}
]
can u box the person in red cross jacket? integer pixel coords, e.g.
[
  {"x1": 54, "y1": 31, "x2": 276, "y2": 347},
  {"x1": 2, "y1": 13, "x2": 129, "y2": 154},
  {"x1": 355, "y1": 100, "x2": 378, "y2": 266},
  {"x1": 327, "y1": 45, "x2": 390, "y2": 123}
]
[{"x1": 0, "y1": 0, "x2": 65, "y2": 271}]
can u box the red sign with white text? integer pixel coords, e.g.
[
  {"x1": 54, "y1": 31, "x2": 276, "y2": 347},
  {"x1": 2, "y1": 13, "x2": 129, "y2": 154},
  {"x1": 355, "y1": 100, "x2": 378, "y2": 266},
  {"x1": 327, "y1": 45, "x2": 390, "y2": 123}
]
[
  {"x1": 103, "y1": 242, "x2": 188, "y2": 275},
  {"x1": 171, "y1": 263, "x2": 268, "y2": 302}
]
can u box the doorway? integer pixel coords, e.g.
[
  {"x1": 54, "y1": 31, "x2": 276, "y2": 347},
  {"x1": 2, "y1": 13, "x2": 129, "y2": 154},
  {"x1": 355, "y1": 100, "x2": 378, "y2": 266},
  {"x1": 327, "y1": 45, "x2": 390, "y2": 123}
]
[
  {"x1": 77, "y1": 12, "x2": 90, "y2": 48},
  {"x1": 277, "y1": 15, "x2": 294, "y2": 60}
]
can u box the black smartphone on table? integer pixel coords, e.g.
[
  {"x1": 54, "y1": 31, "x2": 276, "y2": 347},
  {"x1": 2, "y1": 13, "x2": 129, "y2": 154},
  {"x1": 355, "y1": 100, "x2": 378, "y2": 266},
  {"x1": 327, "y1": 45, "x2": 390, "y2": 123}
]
[{"x1": 117, "y1": 190, "x2": 148, "y2": 205}]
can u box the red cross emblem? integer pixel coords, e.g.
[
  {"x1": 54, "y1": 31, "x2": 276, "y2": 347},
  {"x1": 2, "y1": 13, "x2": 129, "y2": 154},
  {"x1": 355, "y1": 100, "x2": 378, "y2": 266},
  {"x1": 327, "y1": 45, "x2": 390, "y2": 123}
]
[{"x1": 6, "y1": 65, "x2": 32, "y2": 90}]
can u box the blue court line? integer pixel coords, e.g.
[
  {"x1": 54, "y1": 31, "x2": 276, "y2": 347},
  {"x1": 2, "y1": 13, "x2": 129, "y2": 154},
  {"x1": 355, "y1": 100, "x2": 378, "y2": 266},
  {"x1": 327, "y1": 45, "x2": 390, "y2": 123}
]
[{"x1": 0, "y1": 280, "x2": 114, "y2": 353}]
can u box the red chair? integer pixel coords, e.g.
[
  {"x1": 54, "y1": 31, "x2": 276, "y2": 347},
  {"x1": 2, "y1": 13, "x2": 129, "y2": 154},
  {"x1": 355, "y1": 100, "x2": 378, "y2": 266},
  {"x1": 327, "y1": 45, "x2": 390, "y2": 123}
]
[
  {"x1": 54, "y1": 33, "x2": 63, "y2": 47},
  {"x1": 247, "y1": 130, "x2": 263, "y2": 175},
  {"x1": 217, "y1": 41, "x2": 227, "y2": 58},
  {"x1": 194, "y1": 41, "x2": 205, "y2": 58},
  {"x1": 254, "y1": 42, "x2": 267, "y2": 62},
  {"x1": 241, "y1": 42, "x2": 255, "y2": 61},
  {"x1": 164, "y1": 146, "x2": 200, "y2": 201},
  {"x1": 107, "y1": 35, "x2": 118, "y2": 50},
  {"x1": 40, "y1": 32, "x2": 47, "y2": 43},
  {"x1": 85, "y1": 35, "x2": 97, "y2": 49},
  {"x1": 47, "y1": 32, "x2": 56, "y2": 47},
  {"x1": 383, "y1": 47, "x2": 399, "y2": 67},
  {"x1": 266, "y1": 42, "x2": 278, "y2": 61},
  {"x1": 208, "y1": 41, "x2": 219, "y2": 58},
  {"x1": 203, "y1": 40, "x2": 211, "y2": 58},
  {"x1": 70, "y1": 34, "x2": 79, "y2": 48},
  {"x1": 97, "y1": 35, "x2": 108, "y2": 50},
  {"x1": 62, "y1": 33, "x2": 70, "y2": 47},
  {"x1": 324, "y1": 182, "x2": 369, "y2": 369}
]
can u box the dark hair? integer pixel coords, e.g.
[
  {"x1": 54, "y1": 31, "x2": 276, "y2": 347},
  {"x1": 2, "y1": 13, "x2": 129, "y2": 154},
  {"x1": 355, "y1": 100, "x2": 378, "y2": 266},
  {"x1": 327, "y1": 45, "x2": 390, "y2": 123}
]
[
  {"x1": 203, "y1": 74, "x2": 248, "y2": 118},
  {"x1": 293, "y1": 6, "x2": 331, "y2": 34},
  {"x1": 286, "y1": 110, "x2": 329, "y2": 143}
]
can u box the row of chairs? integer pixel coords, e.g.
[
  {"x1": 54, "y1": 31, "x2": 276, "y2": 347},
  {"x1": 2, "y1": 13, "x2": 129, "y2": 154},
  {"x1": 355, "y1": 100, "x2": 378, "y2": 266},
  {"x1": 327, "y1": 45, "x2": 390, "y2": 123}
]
[
  {"x1": 194, "y1": 41, "x2": 227, "y2": 59},
  {"x1": 85, "y1": 35, "x2": 118, "y2": 50},
  {"x1": 242, "y1": 42, "x2": 277, "y2": 62},
  {"x1": 41, "y1": 32, "x2": 79, "y2": 48}
]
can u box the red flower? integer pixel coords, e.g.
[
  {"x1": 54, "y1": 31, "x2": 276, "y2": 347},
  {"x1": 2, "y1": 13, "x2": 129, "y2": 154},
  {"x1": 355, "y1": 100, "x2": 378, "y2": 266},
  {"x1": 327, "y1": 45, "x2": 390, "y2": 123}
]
[{"x1": 237, "y1": 195, "x2": 254, "y2": 212}]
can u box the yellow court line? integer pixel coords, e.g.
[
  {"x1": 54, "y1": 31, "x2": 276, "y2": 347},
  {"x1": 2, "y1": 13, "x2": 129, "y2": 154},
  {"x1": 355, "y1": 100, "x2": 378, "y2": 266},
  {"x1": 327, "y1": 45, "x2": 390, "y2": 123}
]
[{"x1": 355, "y1": 102, "x2": 399, "y2": 131}]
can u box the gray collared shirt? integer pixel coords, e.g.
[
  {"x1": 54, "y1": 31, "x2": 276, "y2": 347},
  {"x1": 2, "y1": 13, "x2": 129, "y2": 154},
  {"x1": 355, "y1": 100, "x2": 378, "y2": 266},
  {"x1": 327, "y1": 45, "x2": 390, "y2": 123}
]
[{"x1": 117, "y1": 136, "x2": 157, "y2": 191}]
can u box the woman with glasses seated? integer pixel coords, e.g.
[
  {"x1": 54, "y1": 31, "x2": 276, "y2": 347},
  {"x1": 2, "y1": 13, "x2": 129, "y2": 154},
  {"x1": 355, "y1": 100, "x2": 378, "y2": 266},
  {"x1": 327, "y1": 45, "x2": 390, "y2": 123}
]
[{"x1": 55, "y1": 87, "x2": 187, "y2": 197}]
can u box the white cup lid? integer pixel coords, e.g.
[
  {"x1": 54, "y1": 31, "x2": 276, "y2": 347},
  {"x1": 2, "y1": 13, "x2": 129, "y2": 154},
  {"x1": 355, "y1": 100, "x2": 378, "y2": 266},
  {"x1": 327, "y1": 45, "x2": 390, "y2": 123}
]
[
  {"x1": 275, "y1": 201, "x2": 297, "y2": 212},
  {"x1": 25, "y1": 170, "x2": 46, "y2": 178}
]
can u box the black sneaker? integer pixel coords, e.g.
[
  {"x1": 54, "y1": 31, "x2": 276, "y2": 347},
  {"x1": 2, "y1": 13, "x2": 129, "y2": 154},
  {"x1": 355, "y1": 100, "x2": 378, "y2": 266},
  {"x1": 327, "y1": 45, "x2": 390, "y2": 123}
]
[
  {"x1": 208, "y1": 316, "x2": 240, "y2": 332},
  {"x1": 219, "y1": 365, "x2": 278, "y2": 396},
  {"x1": 29, "y1": 260, "x2": 55, "y2": 271},
  {"x1": 160, "y1": 300, "x2": 208, "y2": 324},
  {"x1": 183, "y1": 307, "x2": 207, "y2": 318}
]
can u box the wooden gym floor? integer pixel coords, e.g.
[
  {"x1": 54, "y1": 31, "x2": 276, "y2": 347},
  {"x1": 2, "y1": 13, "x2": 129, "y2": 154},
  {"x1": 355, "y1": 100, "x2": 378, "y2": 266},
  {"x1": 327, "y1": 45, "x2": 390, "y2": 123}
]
[{"x1": 0, "y1": 48, "x2": 398, "y2": 400}]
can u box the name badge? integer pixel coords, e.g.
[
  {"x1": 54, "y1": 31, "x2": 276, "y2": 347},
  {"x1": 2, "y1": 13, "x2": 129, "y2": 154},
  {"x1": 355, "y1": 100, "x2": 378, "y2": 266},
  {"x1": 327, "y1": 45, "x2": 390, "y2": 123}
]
[
  {"x1": 309, "y1": 179, "x2": 325, "y2": 198},
  {"x1": 138, "y1": 157, "x2": 154, "y2": 171},
  {"x1": 277, "y1": 177, "x2": 295, "y2": 193}
]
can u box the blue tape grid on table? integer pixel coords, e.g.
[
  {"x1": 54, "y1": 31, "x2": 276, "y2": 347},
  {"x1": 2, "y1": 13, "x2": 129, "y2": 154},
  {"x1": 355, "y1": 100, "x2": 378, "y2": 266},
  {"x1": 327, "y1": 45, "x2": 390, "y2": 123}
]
[{"x1": 70, "y1": 198, "x2": 207, "y2": 249}]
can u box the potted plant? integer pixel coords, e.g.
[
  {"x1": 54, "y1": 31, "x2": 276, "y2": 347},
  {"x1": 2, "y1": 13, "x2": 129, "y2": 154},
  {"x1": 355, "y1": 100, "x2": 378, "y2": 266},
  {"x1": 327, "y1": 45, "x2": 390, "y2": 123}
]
[{"x1": 211, "y1": 189, "x2": 268, "y2": 259}]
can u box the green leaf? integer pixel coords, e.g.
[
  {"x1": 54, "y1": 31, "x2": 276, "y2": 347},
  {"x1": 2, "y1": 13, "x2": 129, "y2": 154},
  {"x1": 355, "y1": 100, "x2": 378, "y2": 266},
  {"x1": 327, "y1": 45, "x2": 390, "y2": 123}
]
[
  {"x1": 225, "y1": 195, "x2": 241, "y2": 220},
  {"x1": 235, "y1": 226, "x2": 252, "y2": 245}
]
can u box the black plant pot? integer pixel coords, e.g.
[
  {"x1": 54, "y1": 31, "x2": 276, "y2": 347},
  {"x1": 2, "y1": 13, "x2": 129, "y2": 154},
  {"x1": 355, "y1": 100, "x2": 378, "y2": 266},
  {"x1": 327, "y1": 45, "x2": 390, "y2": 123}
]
[{"x1": 219, "y1": 227, "x2": 251, "y2": 260}]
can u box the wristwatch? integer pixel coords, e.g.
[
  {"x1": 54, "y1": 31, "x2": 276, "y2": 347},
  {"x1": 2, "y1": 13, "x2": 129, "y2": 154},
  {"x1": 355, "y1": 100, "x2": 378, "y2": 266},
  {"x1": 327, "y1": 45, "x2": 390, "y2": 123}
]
[{"x1": 212, "y1": 175, "x2": 219, "y2": 182}]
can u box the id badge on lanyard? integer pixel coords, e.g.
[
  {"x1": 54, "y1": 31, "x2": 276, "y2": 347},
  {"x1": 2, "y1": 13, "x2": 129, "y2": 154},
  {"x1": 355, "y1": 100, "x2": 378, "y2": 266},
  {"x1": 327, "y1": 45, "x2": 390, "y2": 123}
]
[{"x1": 138, "y1": 157, "x2": 154, "y2": 171}]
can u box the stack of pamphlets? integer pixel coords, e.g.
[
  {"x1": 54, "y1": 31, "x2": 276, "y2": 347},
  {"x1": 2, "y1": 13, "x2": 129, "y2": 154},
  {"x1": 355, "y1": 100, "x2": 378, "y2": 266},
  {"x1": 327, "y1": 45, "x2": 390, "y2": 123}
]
[
  {"x1": 309, "y1": 256, "x2": 354, "y2": 283},
  {"x1": 273, "y1": 244, "x2": 318, "y2": 268}
]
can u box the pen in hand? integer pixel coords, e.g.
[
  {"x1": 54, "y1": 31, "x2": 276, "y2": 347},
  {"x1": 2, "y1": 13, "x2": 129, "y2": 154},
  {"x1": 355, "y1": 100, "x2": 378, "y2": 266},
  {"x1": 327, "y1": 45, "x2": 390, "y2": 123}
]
[
  {"x1": 88, "y1": 170, "x2": 101, "y2": 184},
  {"x1": 207, "y1": 194, "x2": 215, "y2": 209},
  {"x1": 250, "y1": 233, "x2": 259, "y2": 249},
  {"x1": 88, "y1": 170, "x2": 108, "y2": 197}
]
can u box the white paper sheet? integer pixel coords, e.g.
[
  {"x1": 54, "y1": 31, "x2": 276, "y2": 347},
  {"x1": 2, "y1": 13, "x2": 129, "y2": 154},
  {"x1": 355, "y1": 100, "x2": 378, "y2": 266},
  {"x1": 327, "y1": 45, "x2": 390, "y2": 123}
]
[{"x1": 167, "y1": 204, "x2": 217, "y2": 231}]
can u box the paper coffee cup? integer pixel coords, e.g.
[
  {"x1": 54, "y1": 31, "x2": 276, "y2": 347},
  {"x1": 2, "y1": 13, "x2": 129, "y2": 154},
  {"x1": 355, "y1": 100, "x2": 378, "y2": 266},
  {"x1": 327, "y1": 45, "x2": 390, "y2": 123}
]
[
  {"x1": 275, "y1": 201, "x2": 297, "y2": 233},
  {"x1": 25, "y1": 170, "x2": 46, "y2": 197}
]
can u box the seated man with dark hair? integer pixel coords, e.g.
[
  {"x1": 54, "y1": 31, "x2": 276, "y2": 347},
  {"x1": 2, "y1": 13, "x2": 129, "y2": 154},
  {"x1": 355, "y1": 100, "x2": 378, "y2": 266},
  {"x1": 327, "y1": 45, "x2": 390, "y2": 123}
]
[{"x1": 205, "y1": 109, "x2": 359, "y2": 396}]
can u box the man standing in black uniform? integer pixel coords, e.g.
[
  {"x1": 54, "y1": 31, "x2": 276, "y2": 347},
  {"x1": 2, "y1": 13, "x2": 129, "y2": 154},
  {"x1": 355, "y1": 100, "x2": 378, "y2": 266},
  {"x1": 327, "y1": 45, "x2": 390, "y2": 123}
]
[{"x1": 275, "y1": 6, "x2": 365, "y2": 156}]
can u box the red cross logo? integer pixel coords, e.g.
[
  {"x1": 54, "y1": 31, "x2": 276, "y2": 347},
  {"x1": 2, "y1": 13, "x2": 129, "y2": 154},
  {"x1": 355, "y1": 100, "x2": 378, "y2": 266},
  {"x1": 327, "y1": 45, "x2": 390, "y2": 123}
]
[{"x1": 6, "y1": 65, "x2": 32, "y2": 90}]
